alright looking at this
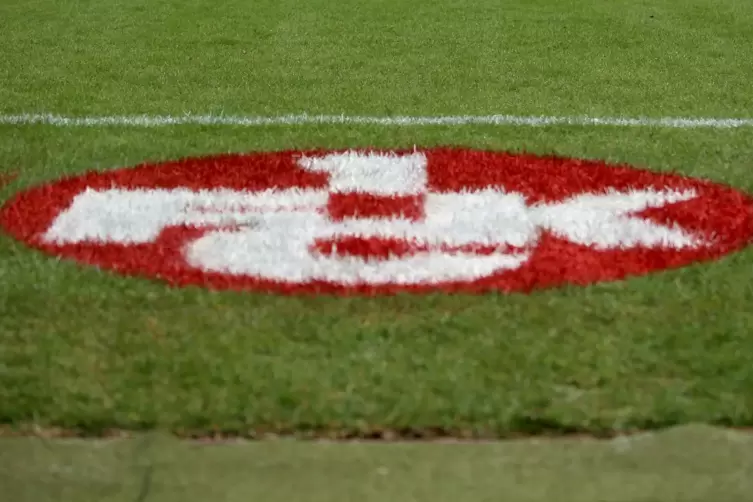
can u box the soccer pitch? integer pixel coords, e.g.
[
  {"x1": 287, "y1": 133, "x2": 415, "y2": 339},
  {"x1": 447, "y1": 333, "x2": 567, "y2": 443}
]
[{"x1": 1, "y1": 0, "x2": 753, "y2": 500}]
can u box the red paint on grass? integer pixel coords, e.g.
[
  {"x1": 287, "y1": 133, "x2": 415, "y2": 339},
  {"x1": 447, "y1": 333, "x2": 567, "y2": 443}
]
[
  {"x1": 327, "y1": 192, "x2": 424, "y2": 221},
  {"x1": 1, "y1": 148, "x2": 752, "y2": 295},
  {"x1": 312, "y1": 237, "x2": 525, "y2": 260}
]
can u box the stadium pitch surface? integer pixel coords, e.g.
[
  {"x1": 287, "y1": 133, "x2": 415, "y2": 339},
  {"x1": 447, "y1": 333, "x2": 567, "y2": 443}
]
[{"x1": 1, "y1": 0, "x2": 753, "y2": 500}]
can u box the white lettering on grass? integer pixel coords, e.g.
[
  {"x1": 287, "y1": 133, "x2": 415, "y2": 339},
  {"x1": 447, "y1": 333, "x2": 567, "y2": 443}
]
[
  {"x1": 297, "y1": 151, "x2": 428, "y2": 195},
  {"x1": 42, "y1": 152, "x2": 707, "y2": 284},
  {"x1": 43, "y1": 188, "x2": 327, "y2": 244},
  {"x1": 530, "y1": 189, "x2": 701, "y2": 249},
  {"x1": 184, "y1": 191, "x2": 534, "y2": 284}
]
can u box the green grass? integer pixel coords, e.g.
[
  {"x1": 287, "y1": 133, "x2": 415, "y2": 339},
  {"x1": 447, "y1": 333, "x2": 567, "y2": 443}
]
[
  {"x1": 2, "y1": 0, "x2": 753, "y2": 437},
  {"x1": 2, "y1": 426, "x2": 753, "y2": 502},
  {"x1": 1, "y1": 0, "x2": 752, "y2": 117},
  {"x1": 2, "y1": 125, "x2": 753, "y2": 435}
]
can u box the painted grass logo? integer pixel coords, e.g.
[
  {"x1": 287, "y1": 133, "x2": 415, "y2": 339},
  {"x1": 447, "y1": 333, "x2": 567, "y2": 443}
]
[{"x1": 2, "y1": 148, "x2": 752, "y2": 294}]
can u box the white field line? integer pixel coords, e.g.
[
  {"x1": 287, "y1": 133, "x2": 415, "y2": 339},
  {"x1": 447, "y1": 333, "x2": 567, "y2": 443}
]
[{"x1": 1, "y1": 113, "x2": 753, "y2": 129}]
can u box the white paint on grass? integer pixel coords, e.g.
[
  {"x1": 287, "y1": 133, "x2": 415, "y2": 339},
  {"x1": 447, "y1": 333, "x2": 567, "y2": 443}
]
[
  {"x1": 187, "y1": 187, "x2": 538, "y2": 284},
  {"x1": 186, "y1": 215, "x2": 531, "y2": 285},
  {"x1": 322, "y1": 190, "x2": 539, "y2": 249},
  {"x1": 297, "y1": 151, "x2": 428, "y2": 195},
  {"x1": 43, "y1": 188, "x2": 327, "y2": 244},
  {"x1": 42, "y1": 150, "x2": 707, "y2": 285},
  {"x1": 530, "y1": 189, "x2": 702, "y2": 249},
  {"x1": 2, "y1": 113, "x2": 753, "y2": 129}
]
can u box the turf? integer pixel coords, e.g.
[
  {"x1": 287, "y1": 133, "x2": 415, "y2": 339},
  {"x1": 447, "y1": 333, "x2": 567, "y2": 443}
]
[
  {"x1": 2, "y1": 125, "x2": 753, "y2": 436},
  {"x1": 2, "y1": 0, "x2": 753, "y2": 437},
  {"x1": 2, "y1": 426, "x2": 753, "y2": 502},
  {"x1": 2, "y1": 0, "x2": 752, "y2": 118}
]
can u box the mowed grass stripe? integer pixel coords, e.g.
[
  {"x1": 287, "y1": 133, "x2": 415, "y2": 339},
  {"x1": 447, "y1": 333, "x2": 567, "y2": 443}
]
[{"x1": 1, "y1": 0, "x2": 752, "y2": 117}]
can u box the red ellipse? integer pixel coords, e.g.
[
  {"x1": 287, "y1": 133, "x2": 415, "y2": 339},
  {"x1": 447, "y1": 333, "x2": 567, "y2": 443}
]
[{"x1": 1, "y1": 148, "x2": 752, "y2": 295}]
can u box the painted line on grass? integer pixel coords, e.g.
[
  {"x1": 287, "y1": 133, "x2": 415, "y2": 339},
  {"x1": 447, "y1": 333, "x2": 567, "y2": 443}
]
[{"x1": 1, "y1": 113, "x2": 753, "y2": 129}]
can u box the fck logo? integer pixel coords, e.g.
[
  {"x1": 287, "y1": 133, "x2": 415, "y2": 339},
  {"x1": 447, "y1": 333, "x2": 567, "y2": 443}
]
[
  {"x1": 41, "y1": 152, "x2": 706, "y2": 286},
  {"x1": 3, "y1": 147, "x2": 749, "y2": 294}
]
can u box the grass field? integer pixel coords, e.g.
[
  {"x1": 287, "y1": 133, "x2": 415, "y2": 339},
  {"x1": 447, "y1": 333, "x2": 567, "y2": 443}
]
[{"x1": 2, "y1": 0, "x2": 753, "y2": 500}]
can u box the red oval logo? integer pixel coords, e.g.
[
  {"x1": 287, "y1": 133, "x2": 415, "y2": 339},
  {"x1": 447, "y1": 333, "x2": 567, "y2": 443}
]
[{"x1": 2, "y1": 148, "x2": 752, "y2": 295}]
